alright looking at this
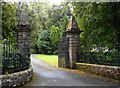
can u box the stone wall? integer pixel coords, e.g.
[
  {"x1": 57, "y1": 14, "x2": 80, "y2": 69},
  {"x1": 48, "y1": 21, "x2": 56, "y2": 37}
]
[
  {"x1": 75, "y1": 63, "x2": 120, "y2": 81},
  {"x1": 0, "y1": 66, "x2": 33, "y2": 87}
]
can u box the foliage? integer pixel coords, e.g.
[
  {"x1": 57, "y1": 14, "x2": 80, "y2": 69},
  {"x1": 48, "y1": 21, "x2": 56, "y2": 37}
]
[
  {"x1": 60, "y1": 14, "x2": 69, "y2": 32},
  {"x1": 2, "y1": 2, "x2": 120, "y2": 55},
  {"x1": 29, "y1": 2, "x2": 52, "y2": 38},
  {"x1": 72, "y1": 2, "x2": 120, "y2": 47},
  {"x1": 29, "y1": 2, "x2": 70, "y2": 54},
  {"x1": 29, "y1": 2, "x2": 52, "y2": 53},
  {"x1": 50, "y1": 25, "x2": 60, "y2": 48},
  {"x1": 71, "y1": 2, "x2": 120, "y2": 65},
  {"x1": 2, "y1": 2, "x2": 17, "y2": 42},
  {"x1": 37, "y1": 30, "x2": 52, "y2": 54},
  {"x1": 80, "y1": 50, "x2": 120, "y2": 66}
]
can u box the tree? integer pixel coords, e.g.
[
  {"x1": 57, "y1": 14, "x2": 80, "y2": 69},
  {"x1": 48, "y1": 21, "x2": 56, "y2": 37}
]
[
  {"x1": 29, "y1": 2, "x2": 52, "y2": 53},
  {"x1": 50, "y1": 25, "x2": 60, "y2": 49},
  {"x1": 29, "y1": 2, "x2": 70, "y2": 54},
  {"x1": 2, "y1": 2, "x2": 17, "y2": 42},
  {"x1": 72, "y1": 2, "x2": 120, "y2": 47},
  {"x1": 48, "y1": 3, "x2": 70, "y2": 54},
  {"x1": 37, "y1": 30, "x2": 52, "y2": 54}
]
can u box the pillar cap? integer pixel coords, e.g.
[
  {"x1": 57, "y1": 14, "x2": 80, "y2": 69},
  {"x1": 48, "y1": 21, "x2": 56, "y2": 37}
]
[
  {"x1": 15, "y1": 24, "x2": 31, "y2": 32},
  {"x1": 17, "y1": 2, "x2": 30, "y2": 27},
  {"x1": 66, "y1": 15, "x2": 83, "y2": 34}
]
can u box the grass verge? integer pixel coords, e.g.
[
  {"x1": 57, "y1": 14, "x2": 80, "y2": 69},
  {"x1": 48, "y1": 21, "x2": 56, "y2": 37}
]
[{"x1": 35, "y1": 54, "x2": 58, "y2": 67}]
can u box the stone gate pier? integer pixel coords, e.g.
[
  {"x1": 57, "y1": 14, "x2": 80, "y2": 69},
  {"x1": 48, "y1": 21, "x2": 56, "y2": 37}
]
[
  {"x1": 1, "y1": 2, "x2": 33, "y2": 87},
  {"x1": 58, "y1": 15, "x2": 83, "y2": 69}
]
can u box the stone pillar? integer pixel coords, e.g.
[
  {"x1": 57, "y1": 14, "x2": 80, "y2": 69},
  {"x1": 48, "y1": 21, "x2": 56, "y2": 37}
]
[
  {"x1": 16, "y1": 2, "x2": 31, "y2": 67},
  {"x1": 16, "y1": 25, "x2": 31, "y2": 60},
  {"x1": 66, "y1": 15, "x2": 83, "y2": 69}
]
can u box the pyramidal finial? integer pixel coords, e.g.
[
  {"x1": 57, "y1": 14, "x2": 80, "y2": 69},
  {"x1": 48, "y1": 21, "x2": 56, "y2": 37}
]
[
  {"x1": 17, "y1": 2, "x2": 29, "y2": 26},
  {"x1": 67, "y1": 15, "x2": 79, "y2": 31}
]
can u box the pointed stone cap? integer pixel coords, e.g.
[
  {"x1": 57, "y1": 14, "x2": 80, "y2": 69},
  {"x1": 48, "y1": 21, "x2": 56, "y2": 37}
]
[
  {"x1": 66, "y1": 15, "x2": 83, "y2": 34},
  {"x1": 17, "y1": 2, "x2": 30, "y2": 26},
  {"x1": 15, "y1": 2, "x2": 31, "y2": 32}
]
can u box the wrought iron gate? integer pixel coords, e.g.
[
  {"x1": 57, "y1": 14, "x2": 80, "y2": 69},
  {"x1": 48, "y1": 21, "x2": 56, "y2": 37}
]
[{"x1": 2, "y1": 39, "x2": 30, "y2": 74}]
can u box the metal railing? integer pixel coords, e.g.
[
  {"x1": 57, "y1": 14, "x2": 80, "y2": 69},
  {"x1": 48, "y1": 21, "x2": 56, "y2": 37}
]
[
  {"x1": 2, "y1": 40, "x2": 30, "y2": 74},
  {"x1": 78, "y1": 43, "x2": 120, "y2": 67}
]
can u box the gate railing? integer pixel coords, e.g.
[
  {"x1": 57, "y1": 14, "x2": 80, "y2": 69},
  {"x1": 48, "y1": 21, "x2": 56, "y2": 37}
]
[
  {"x1": 79, "y1": 43, "x2": 120, "y2": 67},
  {"x1": 2, "y1": 40, "x2": 30, "y2": 74}
]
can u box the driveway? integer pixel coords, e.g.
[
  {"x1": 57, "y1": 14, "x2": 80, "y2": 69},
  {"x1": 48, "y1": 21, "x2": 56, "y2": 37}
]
[{"x1": 23, "y1": 54, "x2": 120, "y2": 87}]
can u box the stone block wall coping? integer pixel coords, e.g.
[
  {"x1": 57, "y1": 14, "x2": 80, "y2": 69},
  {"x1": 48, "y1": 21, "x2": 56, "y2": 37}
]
[{"x1": 76, "y1": 63, "x2": 120, "y2": 69}]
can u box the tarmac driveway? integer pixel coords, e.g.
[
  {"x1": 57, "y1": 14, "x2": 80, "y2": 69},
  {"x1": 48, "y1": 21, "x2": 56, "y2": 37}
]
[{"x1": 23, "y1": 54, "x2": 120, "y2": 87}]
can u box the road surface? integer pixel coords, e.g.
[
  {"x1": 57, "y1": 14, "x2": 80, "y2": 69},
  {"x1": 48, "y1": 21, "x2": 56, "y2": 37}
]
[{"x1": 23, "y1": 54, "x2": 120, "y2": 87}]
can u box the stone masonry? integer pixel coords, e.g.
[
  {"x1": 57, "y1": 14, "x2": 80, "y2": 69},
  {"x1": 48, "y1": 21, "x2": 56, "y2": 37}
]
[
  {"x1": 58, "y1": 15, "x2": 83, "y2": 69},
  {"x1": 0, "y1": 67, "x2": 33, "y2": 87},
  {"x1": 66, "y1": 15, "x2": 83, "y2": 68}
]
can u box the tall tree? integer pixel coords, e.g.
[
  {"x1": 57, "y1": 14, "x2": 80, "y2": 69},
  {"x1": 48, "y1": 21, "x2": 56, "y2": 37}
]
[
  {"x1": 72, "y1": 2, "x2": 120, "y2": 47},
  {"x1": 37, "y1": 30, "x2": 52, "y2": 54},
  {"x1": 2, "y1": 2, "x2": 17, "y2": 42},
  {"x1": 29, "y1": 2, "x2": 70, "y2": 54},
  {"x1": 29, "y1": 2, "x2": 52, "y2": 53},
  {"x1": 50, "y1": 25, "x2": 60, "y2": 50}
]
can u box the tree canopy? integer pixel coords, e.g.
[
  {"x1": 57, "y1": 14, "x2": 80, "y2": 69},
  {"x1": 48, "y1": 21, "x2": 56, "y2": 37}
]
[
  {"x1": 2, "y1": 2, "x2": 17, "y2": 42},
  {"x1": 2, "y1": 1, "x2": 120, "y2": 54},
  {"x1": 72, "y1": 2, "x2": 120, "y2": 47},
  {"x1": 29, "y1": 2, "x2": 70, "y2": 54}
]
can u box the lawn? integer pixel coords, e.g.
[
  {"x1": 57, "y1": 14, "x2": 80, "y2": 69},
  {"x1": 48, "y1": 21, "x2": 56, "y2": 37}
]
[{"x1": 35, "y1": 54, "x2": 58, "y2": 67}]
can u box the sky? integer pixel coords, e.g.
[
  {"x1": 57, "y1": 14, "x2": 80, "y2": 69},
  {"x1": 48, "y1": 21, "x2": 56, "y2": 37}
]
[{"x1": 4, "y1": 0, "x2": 65, "y2": 5}]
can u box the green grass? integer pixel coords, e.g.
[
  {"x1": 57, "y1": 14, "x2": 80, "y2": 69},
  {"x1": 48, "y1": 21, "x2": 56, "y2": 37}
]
[{"x1": 35, "y1": 54, "x2": 58, "y2": 67}]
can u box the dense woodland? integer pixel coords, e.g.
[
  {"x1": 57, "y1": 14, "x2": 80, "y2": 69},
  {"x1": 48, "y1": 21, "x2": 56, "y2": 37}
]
[{"x1": 1, "y1": 1, "x2": 120, "y2": 55}]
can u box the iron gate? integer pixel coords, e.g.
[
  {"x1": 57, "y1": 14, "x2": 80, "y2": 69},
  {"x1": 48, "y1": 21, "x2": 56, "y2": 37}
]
[{"x1": 2, "y1": 40, "x2": 30, "y2": 74}]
